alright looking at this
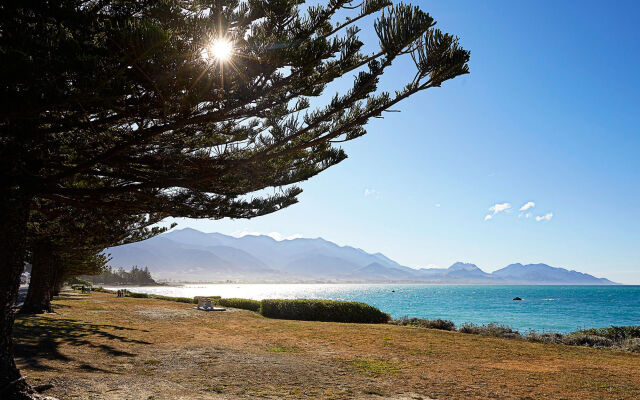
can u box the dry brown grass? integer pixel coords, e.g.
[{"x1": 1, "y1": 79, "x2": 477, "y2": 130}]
[{"x1": 13, "y1": 291, "x2": 640, "y2": 399}]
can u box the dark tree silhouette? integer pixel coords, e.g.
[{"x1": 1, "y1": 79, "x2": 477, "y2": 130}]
[
  {"x1": 0, "y1": 1, "x2": 469, "y2": 397},
  {"x1": 20, "y1": 199, "x2": 169, "y2": 314}
]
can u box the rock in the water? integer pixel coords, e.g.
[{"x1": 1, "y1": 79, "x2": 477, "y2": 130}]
[{"x1": 513, "y1": 297, "x2": 522, "y2": 301}]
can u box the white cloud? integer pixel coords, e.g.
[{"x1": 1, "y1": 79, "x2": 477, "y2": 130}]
[
  {"x1": 364, "y1": 188, "x2": 377, "y2": 197},
  {"x1": 520, "y1": 201, "x2": 535, "y2": 211},
  {"x1": 484, "y1": 214, "x2": 493, "y2": 221},
  {"x1": 525, "y1": 213, "x2": 532, "y2": 219},
  {"x1": 489, "y1": 202, "x2": 511, "y2": 215},
  {"x1": 364, "y1": 188, "x2": 381, "y2": 199},
  {"x1": 535, "y1": 213, "x2": 553, "y2": 222},
  {"x1": 434, "y1": 203, "x2": 441, "y2": 207}
]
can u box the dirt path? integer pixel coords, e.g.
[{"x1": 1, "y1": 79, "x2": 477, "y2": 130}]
[{"x1": 13, "y1": 292, "x2": 640, "y2": 399}]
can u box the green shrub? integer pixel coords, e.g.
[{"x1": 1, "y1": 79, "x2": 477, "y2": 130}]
[
  {"x1": 149, "y1": 295, "x2": 196, "y2": 304},
  {"x1": 578, "y1": 326, "x2": 640, "y2": 341},
  {"x1": 562, "y1": 332, "x2": 613, "y2": 348},
  {"x1": 620, "y1": 338, "x2": 640, "y2": 353},
  {"x1": 391, "y1": 317, "x2": 456, "y2": 331},
  {"x1": 217, "y1": 298, "x2": 260, "y2": 312},
  {"x1": 259, "y1": 299, "x2": 390, "y2": 323},
  {"x1": 127, "y1": 292, "x2": 149, "y2": 298},
  {"x1": 525, "y1": 331, "x2": 563, "y2": 344},
  {"x1": 459, "y1": 322, "x2": 521, "y2": 339},
  {"x1": 68, "y1": 277, "x2": 91, "y2": 286},
  {"x1": 122, "y1": 291, "x2": 197, "y2": 304}
]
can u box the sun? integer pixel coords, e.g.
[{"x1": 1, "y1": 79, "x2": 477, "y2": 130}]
[{"x1": 203, "y1": 38, "x2": 233, "y2": 62}]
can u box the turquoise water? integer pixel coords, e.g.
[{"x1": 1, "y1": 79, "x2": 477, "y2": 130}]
[{"x1": 108, "y1": 284, "x2": 640, "y2": 333}]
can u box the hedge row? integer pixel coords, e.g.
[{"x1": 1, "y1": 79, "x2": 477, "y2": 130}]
[
  {"x1": 108, "y1": 290, "x2": 389, "y2": 324},
  {"x1": 125, "y1": 291, "x2": 197, "y2": 304},
  {"x1": 216, "y1": 298, "x2": 261, "y2": 312},
  {"x1": 260, "y1": 299, "x2": 390, "y2": 323}
]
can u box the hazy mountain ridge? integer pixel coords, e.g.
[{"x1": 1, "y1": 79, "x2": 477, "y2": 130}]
[{"x1": 105, "y1": 228, "x2": 618, "y2": 284}]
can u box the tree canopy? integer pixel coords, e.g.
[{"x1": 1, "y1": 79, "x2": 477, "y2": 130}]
[{"x1": 2, "y1": 0, "x2": 469, "y2": 214}]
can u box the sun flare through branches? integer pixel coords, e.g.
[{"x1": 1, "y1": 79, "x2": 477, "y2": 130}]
[{"x1": 202, "y1": 38, "x2": 234, "y2": 62}]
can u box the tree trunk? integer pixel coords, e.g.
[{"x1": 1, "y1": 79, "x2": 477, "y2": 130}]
[
  {"x1": 0, "y1": 189, "x2": 45, "y2": 399},
  {"x1": 19, "y1": 241, "x2": 58, "y2": 314},
  {"x1": 51, "y1": 271, "x2": 64, "y2": 297}
]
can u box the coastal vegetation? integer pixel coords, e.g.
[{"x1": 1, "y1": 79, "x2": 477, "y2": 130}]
[
  {"x1": 95, "y1": 288, "x2": 640, "y2": 351},
  {"x1": 260, "y1": 299, "x2": 391, "y2": 323},
  {"x1": 392, "y1": 317, "x2": 640, "y2": 353},
  {"x1": 391, "y1": 316, "x2": 457, "y2": 331},
  {"x1": 12, "y1": 292, "x2": 640, "y2": 399},
  {"x1": 82, "y1": 266, "x2": 156, "y2": 286},
  {"x1": 216, "y1": 298, "x2": 261, "y2": 312}
]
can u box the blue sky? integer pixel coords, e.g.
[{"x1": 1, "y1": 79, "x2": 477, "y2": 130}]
[{"x1": 163, "y1": 1, "x2": 640, "y2": 284}]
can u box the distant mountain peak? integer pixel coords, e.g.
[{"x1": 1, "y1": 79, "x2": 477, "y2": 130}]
[
  {"x1": 105, "y1": 229, "x2": 618, "y2": 284},
  {"x1": 448, "y1": 262, "x2": 481, "y2": 271}
]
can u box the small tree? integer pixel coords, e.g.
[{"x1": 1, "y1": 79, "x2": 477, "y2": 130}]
[{"x1": 1, "y1": 1, "x2": 469, "y2": 397}]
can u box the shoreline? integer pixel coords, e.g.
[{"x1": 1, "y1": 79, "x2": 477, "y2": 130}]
[
  {"x1": 99, "y1": 288, "x2": 640, "y2": 354},
  {"x1": 99, "y1": 284, "x2": 640, "y2": 334},
  {"x1": 14, "y1": 290, "x2": 640, "y2": 399}
]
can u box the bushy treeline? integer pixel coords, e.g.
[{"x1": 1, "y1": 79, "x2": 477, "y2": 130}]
[
  {"x1": 82, "y1": 266, "x2": 156, "y2": 285},
  {"x1": 390, "y1": 316, "x2": 640, "y2": 353}
]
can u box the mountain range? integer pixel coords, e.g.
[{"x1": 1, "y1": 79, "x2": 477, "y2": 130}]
[{"x1": 104, "y1": 228, "x2": 617, "y2": 284}]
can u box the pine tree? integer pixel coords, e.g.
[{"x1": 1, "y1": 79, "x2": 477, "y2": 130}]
[
  {"x1": 0, "y1": 1, "x2": 469, "y2": 397},
  {"x1": 20, "y1": 199, "x2": 169, "y2": 314}
]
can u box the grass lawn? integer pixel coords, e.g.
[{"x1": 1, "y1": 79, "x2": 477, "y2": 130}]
[{"x1": 14, "y1": 291, "x2": 640, "y2": 399}]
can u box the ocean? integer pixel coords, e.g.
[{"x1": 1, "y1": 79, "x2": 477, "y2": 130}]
[{"x1": 105, "y1": 284, "x2": 640, "y2": 333}]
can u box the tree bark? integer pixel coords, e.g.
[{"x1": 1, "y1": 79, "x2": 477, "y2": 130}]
[
  {"x1": 19, "y1": 241, "x2": 58, "y2": 315},
  {"x1": 0, "y1": 188, "x2": 43, "y2": 399},
  {"x1": 51, "y1": 271, "x2": 64, "y2": 298}
]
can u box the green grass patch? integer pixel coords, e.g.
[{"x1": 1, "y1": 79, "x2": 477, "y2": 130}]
[
  {"x1": 363, "y1": 388, "x2": 386, "y2": 396},
  {"x1": 204, "y1": 385, "x2": 224, "y2": 393},
  {"x1": 351, "y1": 358, "x2": 402, "y2": 376},
  {"x1": 266, "y1": 346, "x2": 298, "y2": 353}
]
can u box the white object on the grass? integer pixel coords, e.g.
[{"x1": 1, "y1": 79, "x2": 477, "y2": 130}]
[{"x1": 195, "y1": 296, "x2": 226, "y2": 312}]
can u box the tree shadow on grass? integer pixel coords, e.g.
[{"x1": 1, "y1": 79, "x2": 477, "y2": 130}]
[{"x1": 13, "y1": 315, "x2": 151, "y2": 371}]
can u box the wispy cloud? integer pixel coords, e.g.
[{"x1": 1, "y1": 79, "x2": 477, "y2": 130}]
[
  {"x1": 484, "y1": 214, "x2": 493, "y2": 221},
  {"x1": 518, "y1": 211, "x2": 533, "y2": 219},
  {"x1": 519, "y1": 201, "x2": 535, "y2": 211},
  {"x1": 535, "y1": 213, "x2": 553, "y2": 222},
  {"x1": 364, "y1": 188, "x2": 378, "y2": 197},
  {"x1": 434, "y1": 203, "x2": 441, "y2": 208},
  {"x1": 489, "y1": 202, "x2": 511, "y2": 215}
]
